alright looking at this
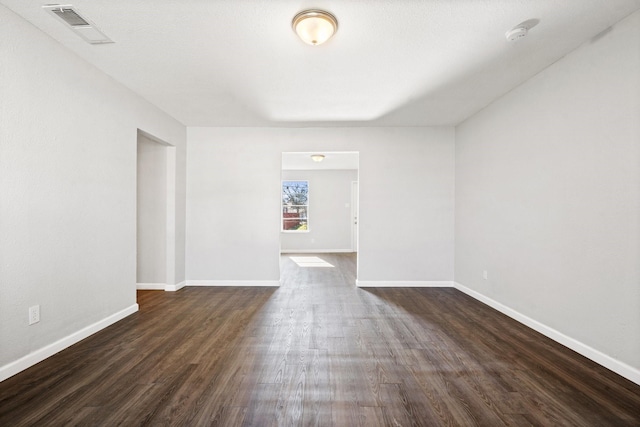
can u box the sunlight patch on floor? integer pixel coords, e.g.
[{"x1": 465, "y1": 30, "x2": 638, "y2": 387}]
[{"x1": 289, "y1": 256, "x2": 335, "y2": 268}]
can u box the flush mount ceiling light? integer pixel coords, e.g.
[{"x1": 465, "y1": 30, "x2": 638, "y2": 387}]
[
  {"x1": 292, "y1": 10, "x2": 338, "y2": 46},
  {"x1": 310, "y1": 154, "x2": 325, "y2": 162}
]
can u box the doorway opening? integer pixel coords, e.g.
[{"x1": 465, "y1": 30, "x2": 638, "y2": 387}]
[
  {"x1": 279, "y1": 151, "x2": 359, "y2": 285},
  {"x1": 136, "y1": 130, "x2": 176, "y2": 293}
]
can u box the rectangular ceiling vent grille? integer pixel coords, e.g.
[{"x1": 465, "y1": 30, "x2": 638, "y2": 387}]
[
  {"x1": 51, "y1": 7, "x2": 90, "y2": 27},
  {"x1": 43, "y1": 4, "x2": 114, "y2": 44}
]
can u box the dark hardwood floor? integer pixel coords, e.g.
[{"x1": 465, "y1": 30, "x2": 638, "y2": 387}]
[{"x1": 1, "y1": 253, "x2": 639, "y2": 426}]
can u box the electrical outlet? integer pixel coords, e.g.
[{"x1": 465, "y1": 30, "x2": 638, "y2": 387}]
[
  {"x1": 483, "y1": 270, "x2": 488, "y2": 280},
  {"x1": 29, "y1": 305, "x2": 40, "y2": 325}
]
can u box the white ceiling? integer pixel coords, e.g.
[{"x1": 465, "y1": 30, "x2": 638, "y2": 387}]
[{"x1": 3, "y1": 0, "x2": 640, "y2": 127}]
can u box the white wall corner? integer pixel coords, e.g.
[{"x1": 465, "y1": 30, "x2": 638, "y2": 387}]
[
  {"x1": 165, "y1": 281, "x2": 186, "y2": 292},
  {"x1": 356, "y1": 280, "x2": 454, "y2": 288},
  {"x1": 453, "y1": 282, "x2": 640, "y2": 386},
  {"x1": 186, "y1": 280, "x2": 280, "y2": 287},
  {"x1": 165, "y1": 145, "x2": 177, "y2": 286},
  {"x1": 0, "y1": 304, "x2": 139, "y2": 383}
]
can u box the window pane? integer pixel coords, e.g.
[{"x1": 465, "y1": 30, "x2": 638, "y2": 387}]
[
  {"x1": 282, "y1": 206, "x2": 307, "y2": 218},
  {"x1": 282, "y1": 181, "x2": 308, "y2": 205},
  {"x1": 283, "y1": 219, "x2": 308, "y2": 231}
]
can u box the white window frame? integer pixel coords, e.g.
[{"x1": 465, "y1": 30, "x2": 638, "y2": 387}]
[{"x1": 281, "y1": 180, "x2": 309, "y2": 233}]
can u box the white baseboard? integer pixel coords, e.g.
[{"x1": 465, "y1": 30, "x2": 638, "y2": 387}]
[
  {"x1": 136, "y1": 282, "x2": 186, "y2": 292},
  {"x1": 186, "y1": 280, "x2": 280, "y2": 287},
  {"x1": 356, "y1": 280, "x2": 454, "y2": 288},
  {"x1": 280, "y1": 249, "x2": 354, "y2": 254},
  {"x1": 136, "y1": 283, "x2": 165, "y2": 290},
  {"x1": 0, "y1": 304, "x2": 138, "y2": 383},
  {"x1": 453, "y1": 282, "x2": 640, "y2": 386},
  {"x1": 165, "y1": 281, "x2": 186, "y2": 292}
]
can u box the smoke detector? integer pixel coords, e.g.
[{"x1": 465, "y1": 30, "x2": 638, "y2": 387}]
[
  {"x1": 505, "y1": 19, "x2": 540, "y2": 42},
  {"x1": 506, "y1": 26, "x2": 528, "y2": 42},
  {"x1": 43, "y1": 4, "x2": 113, "y2": 44}
]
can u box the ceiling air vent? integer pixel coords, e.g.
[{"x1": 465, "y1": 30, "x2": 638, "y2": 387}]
[
  {"x1": 51, "y1": 7, "x2": 90, "y2": 26},
  {"x1": 43, "y1": 4, "x2": 113, "y2": 44}
]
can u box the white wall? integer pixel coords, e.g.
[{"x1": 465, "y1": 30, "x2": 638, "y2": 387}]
[
  {"x1": 281, "y1": 169, "x2": 358, "y2": 252},
  {"x1": 0, "y1": 5, "x2": 186, "y2": 380},
  {"x1": 186, "y1": 127, "x2": 455, "y2": 284},
  {"x1": 455, "y1": 9, "x2": 640, "y2": 380},
  {"x1": 137, "y1": 135, "x2": 167, "y2": 284}
]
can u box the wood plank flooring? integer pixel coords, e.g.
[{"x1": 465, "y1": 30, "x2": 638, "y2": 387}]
[{"x1": 1, "y1": 253, "x2": 639, "y2": 426}]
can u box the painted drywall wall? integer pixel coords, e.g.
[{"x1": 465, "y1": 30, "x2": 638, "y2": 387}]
[
  {"x1": 136, "y1": 135, "x2": 167, "y2": 284},
  {"x1": 186, "y1": 127, "x2": 455, "y2": 284},
  {"x1": 0, "y1": 5, "x2": 186, "y2": 379},
  {"x1": 455, "y1": 10, "x2": 640, "y2": 377},
  {"x1": 281, "y1": 169, "x2": 358, "y2": 252}
]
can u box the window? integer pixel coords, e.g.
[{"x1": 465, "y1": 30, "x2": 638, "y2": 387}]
[{"x1": 282, "y1": 180, "x2": 308, "y2": 231}]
